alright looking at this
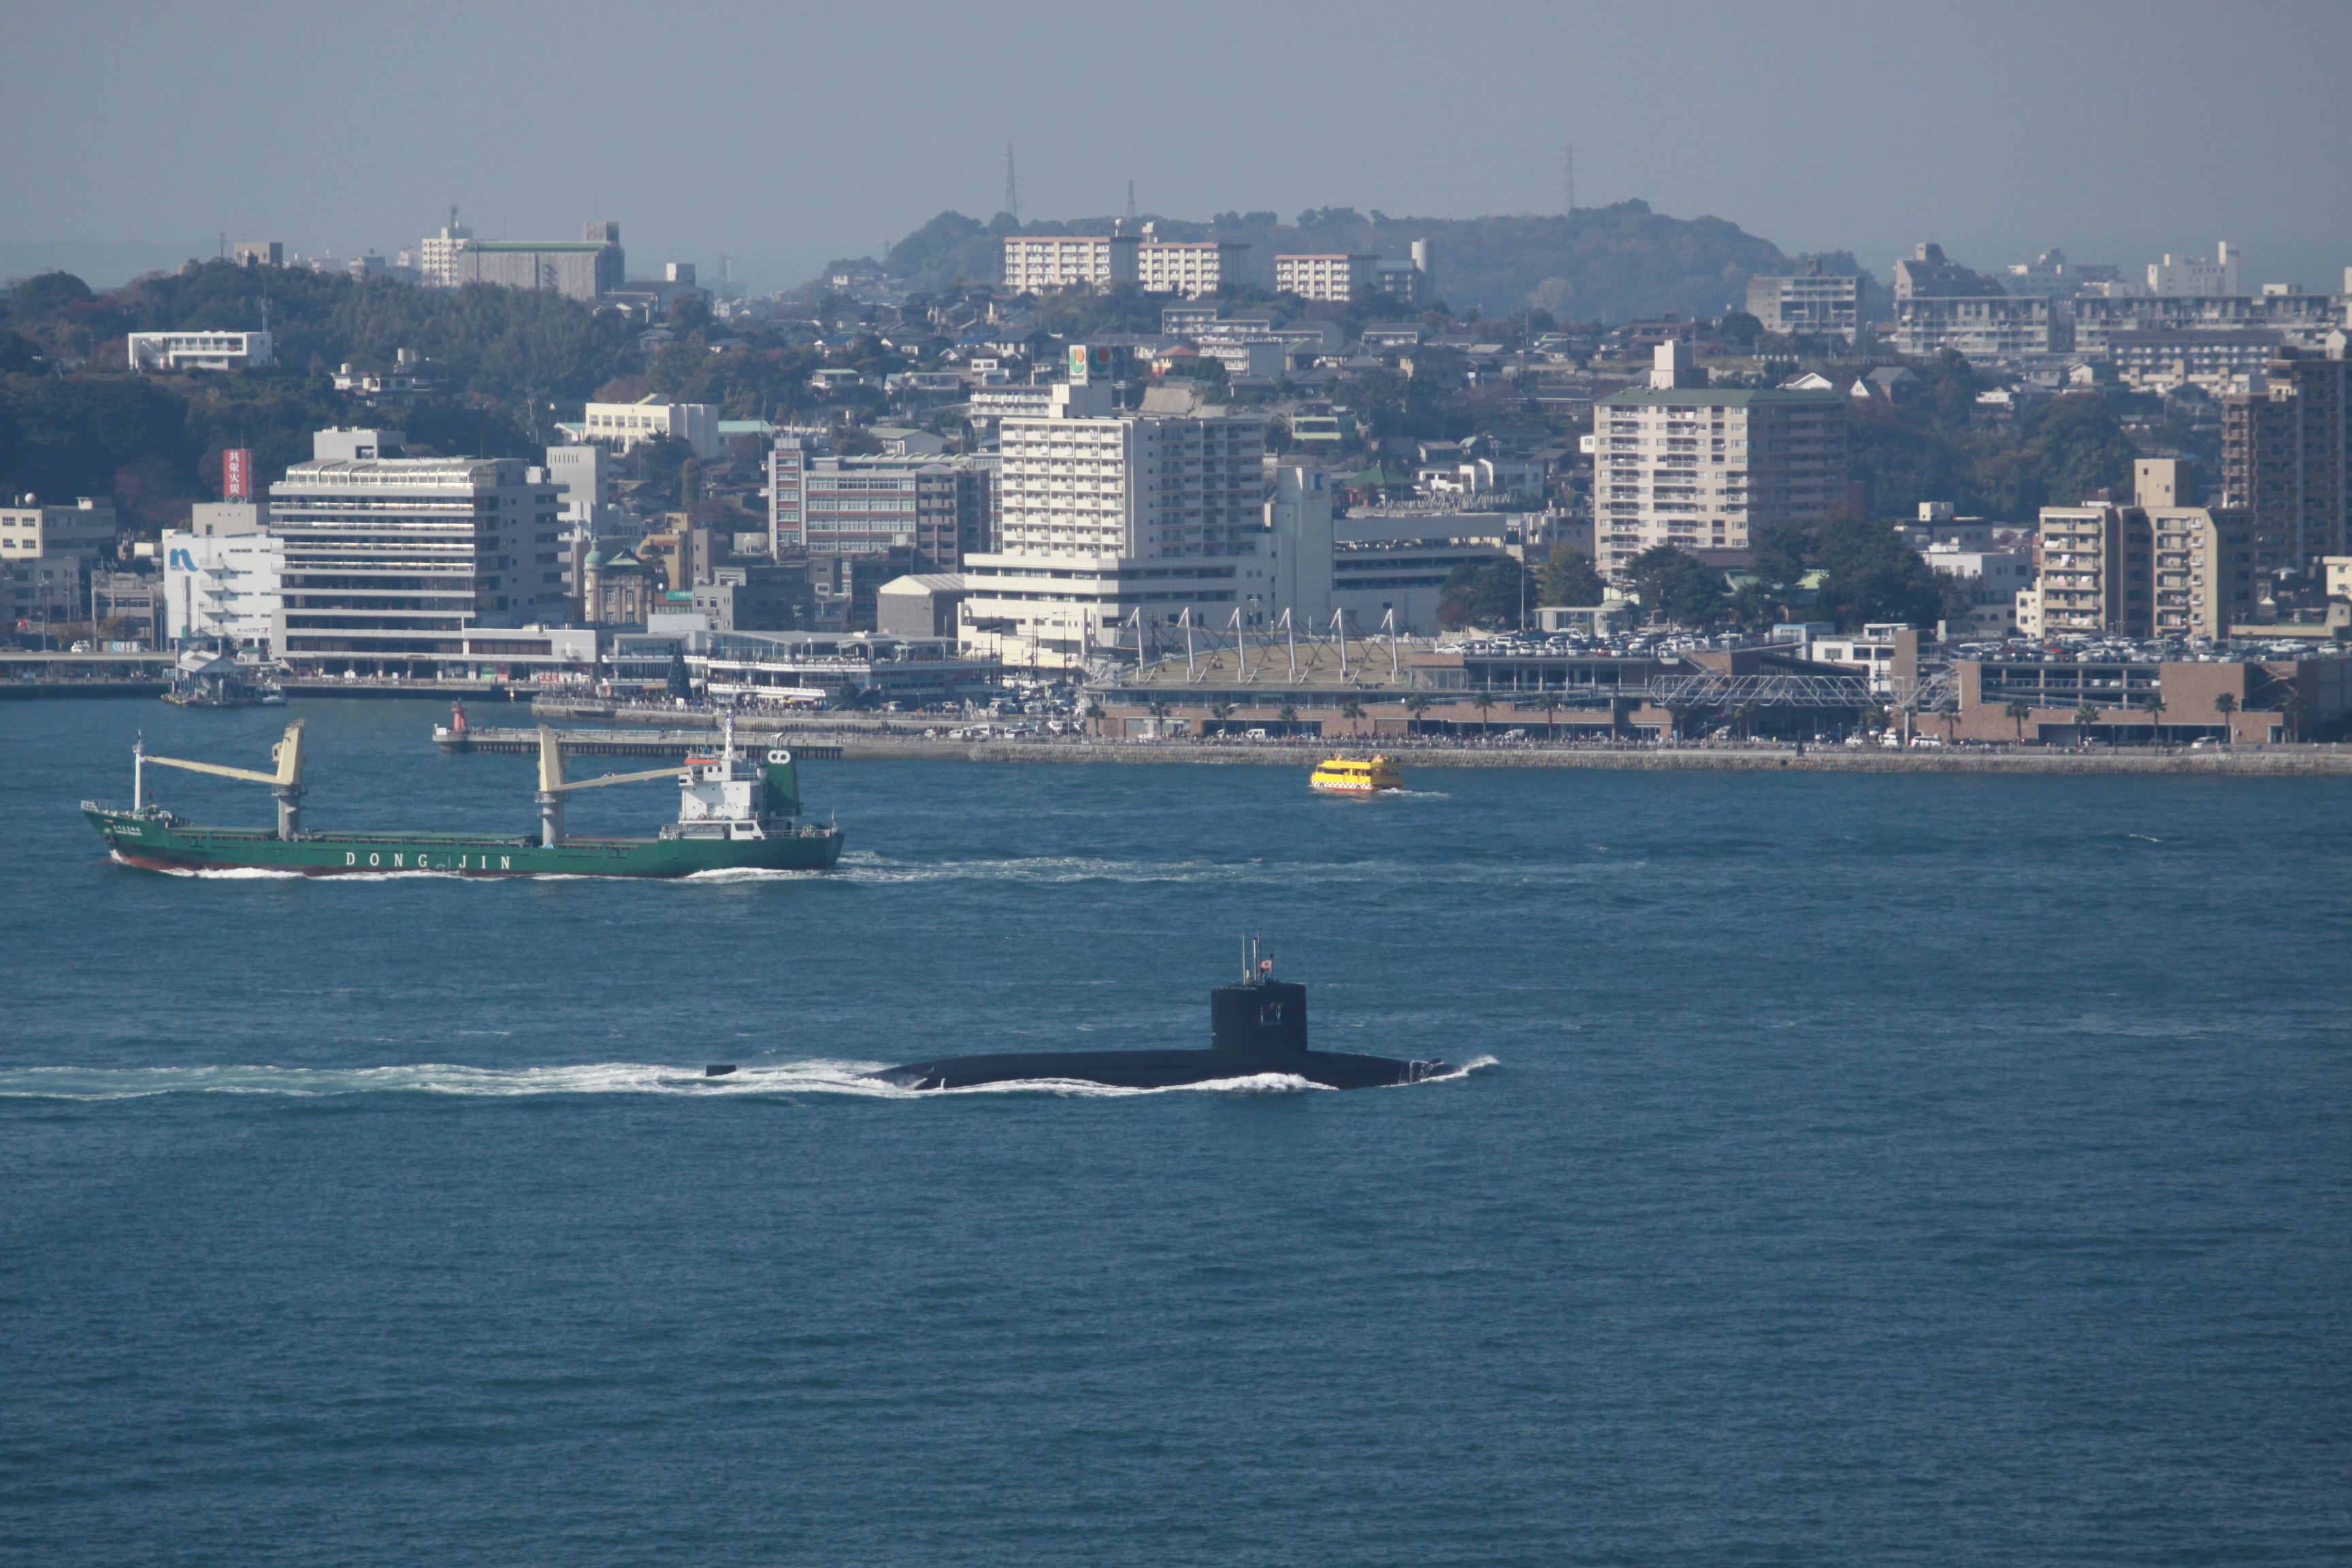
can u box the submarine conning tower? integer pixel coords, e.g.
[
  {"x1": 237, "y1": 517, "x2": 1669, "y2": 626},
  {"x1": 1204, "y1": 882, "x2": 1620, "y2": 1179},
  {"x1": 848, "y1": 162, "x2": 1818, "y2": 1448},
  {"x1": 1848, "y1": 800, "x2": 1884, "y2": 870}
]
[{"x1": 1210, "y1": 935, "x2": 1308, "y2": 1057}]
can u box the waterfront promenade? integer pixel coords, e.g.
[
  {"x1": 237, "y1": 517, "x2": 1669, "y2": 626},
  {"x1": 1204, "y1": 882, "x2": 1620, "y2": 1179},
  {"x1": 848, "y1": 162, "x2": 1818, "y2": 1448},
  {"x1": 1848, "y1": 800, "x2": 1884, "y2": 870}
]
[{"x1": 527, "y1": 702, "x2": 2352, "y2": 774}]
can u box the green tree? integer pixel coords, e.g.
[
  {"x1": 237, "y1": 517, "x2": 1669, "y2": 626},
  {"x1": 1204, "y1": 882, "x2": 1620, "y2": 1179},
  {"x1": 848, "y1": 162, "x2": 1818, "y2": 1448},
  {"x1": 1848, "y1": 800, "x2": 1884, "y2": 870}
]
[
  {"x1": 1746, "y1": 520, "x2": 1813, "y2": 601},
  {"x1": 1439, "y1": 557, "x2": 1534, "y2": 630},
  {"x1": 2075, "y1": 704, "x2": 2102, "y2": 742},
  {"x1": 1472, "y1": 690, "x2": 1497, "y2": 733},
  {"x1": 2004, "y1": 698, "x2": 2031, "y2": 741},
  {"x1": 2213, "y1": 690, "x2": 2237, "y2": 740},
  {"x1": 1535, "y1": 691, "x2": 1563, "y2": 740},
  {"x1": 1537, "y1": 547, "x2": 1604, "y2": 607},
  {"x1": 1811, "y1": 513, "x2": 1944, "y2": 630},
  {"x1": 2139, "y1": 692, "x2": 2166, "y2": 742},
  {"x1": 1403, "y1": 693, "x2": 1431, "y2": 734},
  {"x1": 1627, "y1": 546, "x2": 1728, "y2": 626},
  {"x1": 2281, "y1": 691, "x2": 2306, "y2": 740}
]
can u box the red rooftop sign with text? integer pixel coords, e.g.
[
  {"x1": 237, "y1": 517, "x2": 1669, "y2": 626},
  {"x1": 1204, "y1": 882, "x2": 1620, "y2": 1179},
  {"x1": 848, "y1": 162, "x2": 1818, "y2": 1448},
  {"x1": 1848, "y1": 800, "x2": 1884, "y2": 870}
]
[{"x1": 223, "y1": 448, "x2": 253, "y2": 500}]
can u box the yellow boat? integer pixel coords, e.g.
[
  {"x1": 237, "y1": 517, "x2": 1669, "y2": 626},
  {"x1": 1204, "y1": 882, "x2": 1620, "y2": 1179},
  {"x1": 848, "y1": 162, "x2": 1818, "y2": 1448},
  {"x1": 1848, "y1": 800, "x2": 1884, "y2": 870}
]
[{"x1": 1309, "y1": 754, "x2": 1403, "y2": 796}]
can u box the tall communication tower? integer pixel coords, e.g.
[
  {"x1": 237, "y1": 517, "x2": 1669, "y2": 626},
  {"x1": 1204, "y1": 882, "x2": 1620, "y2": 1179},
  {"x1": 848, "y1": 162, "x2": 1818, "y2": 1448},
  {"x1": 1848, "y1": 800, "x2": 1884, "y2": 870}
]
[
  {"x1": 1126, "y1": 179, "x2": 1138, "y2": 221},
  {"x1": 1003, "y1": 144, "x2": 1022, "y2": 224},
  {"x1": 1564, "y1": 143, "x2": 1576, "y2": 215}
]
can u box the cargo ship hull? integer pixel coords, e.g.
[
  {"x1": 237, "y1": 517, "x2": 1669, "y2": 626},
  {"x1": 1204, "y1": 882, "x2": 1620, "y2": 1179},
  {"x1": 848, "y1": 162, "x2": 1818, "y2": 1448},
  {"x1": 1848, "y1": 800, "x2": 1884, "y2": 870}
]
[{"x1": 83, "y1": 808, "x2": 843, "y2": 879}]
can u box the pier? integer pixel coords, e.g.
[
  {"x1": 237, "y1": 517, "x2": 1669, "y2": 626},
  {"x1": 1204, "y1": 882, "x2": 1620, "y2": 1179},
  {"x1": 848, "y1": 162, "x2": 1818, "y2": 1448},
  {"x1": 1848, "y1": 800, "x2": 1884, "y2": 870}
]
[{"x1": 436, "y1": 725, "x2": 843, "y2": 761}]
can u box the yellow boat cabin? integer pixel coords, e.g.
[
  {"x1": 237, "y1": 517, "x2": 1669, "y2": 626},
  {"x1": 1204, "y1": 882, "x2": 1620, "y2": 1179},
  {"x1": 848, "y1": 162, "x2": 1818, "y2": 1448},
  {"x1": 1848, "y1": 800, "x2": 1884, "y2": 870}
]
[{"x1": 1309, "y1": 755, "x2": 1404, "y2": 795}]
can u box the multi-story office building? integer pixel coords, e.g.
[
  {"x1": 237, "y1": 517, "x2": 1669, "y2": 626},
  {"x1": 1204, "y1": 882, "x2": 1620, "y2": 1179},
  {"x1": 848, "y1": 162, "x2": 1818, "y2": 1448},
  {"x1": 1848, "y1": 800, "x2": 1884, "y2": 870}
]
[
  {"x1": 161, "y1": 530, "x2": 284, "y2": 647},
  {"x1": 957, "y1": 383, "x2": 1269, "y2": 667},
  {"x1": 576, "y1": 395, "x2": 721, "y2": 459},
  {"x1": 1275, "y1": 254, "x2": 1375, "y2": 303},
  {"x1": 1137, "y1": 241, "x2": 1248, "y2": 297},
  {"x1": 2148, "y1": 242, "x2": 2242, "y2": 298},
  {"x1": 543, "y1": 444, "x2": 617, "y2": 532},
  {"x1": 693, "y1": 562, "x2": 813, "y2": 633},
  {"x1": 2221, "y1": 338, "x2": 2351, "y2": 566},
  {"x1": 0, "y1": 496, "x2": 116, "y2": 560},
  {"x1": 768, "y1": 443, "x2": 996, "y2": 571},
  {"x1": 1590, "y1": 345, "x2": 1849, "y2": 576},
  {"x1": 265, "y1": 430, "x2": 563, "y2": 663},
  {"x1": 1002, "y1": 234, "x2": 1139, "y2": 292},
  {"x1": 3, "y1": 555, "x2": 90, "y2": 640},
  {"x1": 1745, "y1": 260, "x2": 1862, "y2": 341},
  {"x1": 125, "y1": 332, "x2": 275, "y2": 372},
  {"x1": 424, "y1": 221, "x2": 623, "y2": 300}
]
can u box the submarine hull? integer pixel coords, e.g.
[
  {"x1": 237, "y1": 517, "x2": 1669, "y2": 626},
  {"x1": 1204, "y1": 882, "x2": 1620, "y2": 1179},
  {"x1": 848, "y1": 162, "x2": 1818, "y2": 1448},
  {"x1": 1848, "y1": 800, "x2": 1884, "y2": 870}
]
[{"x1": 869, "y1": 1047, "x2": 1441, "y2": 1092}]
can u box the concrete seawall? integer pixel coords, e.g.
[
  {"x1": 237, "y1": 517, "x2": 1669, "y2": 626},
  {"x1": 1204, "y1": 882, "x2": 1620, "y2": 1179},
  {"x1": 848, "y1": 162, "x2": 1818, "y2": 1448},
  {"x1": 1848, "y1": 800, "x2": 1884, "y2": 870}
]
[{"x1": 821, "y1": 738, "x2": 2352, "y2": 776}]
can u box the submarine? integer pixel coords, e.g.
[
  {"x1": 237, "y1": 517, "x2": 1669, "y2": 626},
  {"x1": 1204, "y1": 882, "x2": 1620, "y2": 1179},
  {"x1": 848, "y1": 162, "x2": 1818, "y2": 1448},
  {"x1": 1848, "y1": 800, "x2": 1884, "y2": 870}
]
[{"x1": 868, "y1": 938, "x2": 1448, "y2": 1092}]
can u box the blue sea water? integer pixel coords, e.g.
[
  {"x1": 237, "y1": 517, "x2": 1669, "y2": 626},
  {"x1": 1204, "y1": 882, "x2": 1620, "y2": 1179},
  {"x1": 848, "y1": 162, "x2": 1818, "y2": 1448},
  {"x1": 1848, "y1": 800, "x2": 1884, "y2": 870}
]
[{"x1": 2, "y1": 698, "x2": 2347, "y2": 1566}]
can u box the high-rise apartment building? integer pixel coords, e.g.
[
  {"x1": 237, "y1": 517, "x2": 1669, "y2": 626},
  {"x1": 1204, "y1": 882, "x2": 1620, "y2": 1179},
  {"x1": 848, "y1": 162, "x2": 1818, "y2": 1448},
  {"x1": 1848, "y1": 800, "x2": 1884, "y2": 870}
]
[
  {"x1": 1590, "y1": 346, "x2": 1849, "y2": 575},
  {"x1": 1275, "y1": 254, "x2": 1375, "y2": 303},
  {"x1": 956, "y1": 385, "x2": 1269, "y2": 667},
  {"x1": 1744, "y1": 260, "x2": 1863, "y2": 341},
  {"x1": 266, "y1": 431, "x2": 563, "y2": 662},
  {"x1": 2023, "y1": 505, "x2": 2152, "y2": 638},
  {"x1": 2221, "y1": 338, "x2": 2351, "y2": 567},
  {"x1": 2016, "y1": 464, "x2": 2265, "y2": 640}
]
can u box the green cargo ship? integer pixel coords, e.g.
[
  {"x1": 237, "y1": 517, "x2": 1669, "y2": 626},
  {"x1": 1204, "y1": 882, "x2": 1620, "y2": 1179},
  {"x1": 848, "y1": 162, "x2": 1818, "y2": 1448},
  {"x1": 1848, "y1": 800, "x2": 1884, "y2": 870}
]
[{"x1": 83, "y1": 718, "x2": 844, "y2": 879}]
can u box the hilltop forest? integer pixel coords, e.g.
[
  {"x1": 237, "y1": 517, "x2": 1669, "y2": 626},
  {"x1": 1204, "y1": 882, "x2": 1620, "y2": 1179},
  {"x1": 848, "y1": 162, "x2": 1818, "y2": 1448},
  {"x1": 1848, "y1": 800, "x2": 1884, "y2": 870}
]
[{"x1": 830, "y1": 201, "x2": 1882, "y2": 325}]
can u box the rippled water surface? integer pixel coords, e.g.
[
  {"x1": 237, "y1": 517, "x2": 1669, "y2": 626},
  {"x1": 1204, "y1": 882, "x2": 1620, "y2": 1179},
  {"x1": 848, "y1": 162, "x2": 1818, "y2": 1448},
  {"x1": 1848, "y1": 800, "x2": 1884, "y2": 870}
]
[{"x1": 3, "y1": 699, "x2": 2348, "y2": 1565}]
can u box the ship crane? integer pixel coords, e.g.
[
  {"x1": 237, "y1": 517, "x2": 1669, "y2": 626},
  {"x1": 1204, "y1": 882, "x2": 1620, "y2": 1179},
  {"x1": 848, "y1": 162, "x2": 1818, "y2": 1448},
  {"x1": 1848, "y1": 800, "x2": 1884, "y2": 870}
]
[
  {"x1": 139, "y1": 721, "x2": 308, "y2": 839},
  {"x1": 532, "y1": 725, "x2": 691, "y2": 847}
]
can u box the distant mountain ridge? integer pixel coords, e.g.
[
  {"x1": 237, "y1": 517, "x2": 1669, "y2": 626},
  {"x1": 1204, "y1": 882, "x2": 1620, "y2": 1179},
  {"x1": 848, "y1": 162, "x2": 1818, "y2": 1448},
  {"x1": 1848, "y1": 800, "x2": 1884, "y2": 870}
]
[{"x1": 819, "y1": 201, "x2": 1876, "y2": 325}]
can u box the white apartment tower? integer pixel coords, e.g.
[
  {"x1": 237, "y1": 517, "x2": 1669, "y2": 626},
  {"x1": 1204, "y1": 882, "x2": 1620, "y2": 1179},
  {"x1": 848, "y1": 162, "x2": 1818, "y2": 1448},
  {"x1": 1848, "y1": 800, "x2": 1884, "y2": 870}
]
[
  {"x1": 956, "y1": 385, "x2": 1269, "y2": 668},
  {"x1": 1590, "y1": 345, "x2": 1850, "y2": 575}
]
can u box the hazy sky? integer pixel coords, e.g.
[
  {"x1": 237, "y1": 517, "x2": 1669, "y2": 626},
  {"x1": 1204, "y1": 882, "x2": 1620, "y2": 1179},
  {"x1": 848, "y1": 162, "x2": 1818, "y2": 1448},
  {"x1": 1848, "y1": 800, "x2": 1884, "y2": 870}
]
[{"x1": 8, "y1": 0, "x2": 2349, "y2": 298}]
